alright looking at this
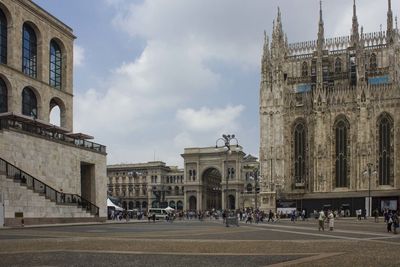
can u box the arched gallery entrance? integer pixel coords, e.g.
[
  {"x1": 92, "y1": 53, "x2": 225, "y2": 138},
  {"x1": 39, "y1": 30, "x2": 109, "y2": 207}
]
[
  {"x1": 228, "y1": 195, "x2": 235, "y2": 210},
  {"x1": 202, "y1": 168, "x2": 222, "y2": 210},
  {"x1": 189, "y1": 196, "x2": 197, "y2": 210}
]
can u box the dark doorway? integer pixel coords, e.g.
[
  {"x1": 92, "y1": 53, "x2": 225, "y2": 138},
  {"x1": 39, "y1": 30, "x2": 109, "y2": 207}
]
[
  {"x1": 228, "y1": 195, "x2": 235, "y2": 210},
  {"x1": 80, "y1": 162, "x2": 95, "y2": 204},
  {"x1": 189, "y1": 196, "x2": 197, "y2": 210}
]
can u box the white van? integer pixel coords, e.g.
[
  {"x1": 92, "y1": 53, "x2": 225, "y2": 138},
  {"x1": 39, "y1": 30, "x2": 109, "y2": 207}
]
[{"x1": 148, "y1": 208, "x2": 168, "y2": 220}]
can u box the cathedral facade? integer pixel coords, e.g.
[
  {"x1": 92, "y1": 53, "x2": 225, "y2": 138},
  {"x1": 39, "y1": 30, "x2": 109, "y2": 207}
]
[{"x1": 259, "y1": 1, "x2": 400, "y2": 216}]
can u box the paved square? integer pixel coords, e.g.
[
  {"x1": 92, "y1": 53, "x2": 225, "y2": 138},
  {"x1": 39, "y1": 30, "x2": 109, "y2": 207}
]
[{"x1": 1, "y1": 219, "x2": 400, "y2": 266}]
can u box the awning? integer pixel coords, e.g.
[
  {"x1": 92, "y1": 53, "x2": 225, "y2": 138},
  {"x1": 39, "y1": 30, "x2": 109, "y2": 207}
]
[
  {"x1": 0, "y1": 112, "x2": 70, "y2": 134},
  {"x1": 107, "y1": 198, "x2": 124, "y2": 211},
  {"x1": 65, "y1": 132, "x2": 94, "y2": 140}
]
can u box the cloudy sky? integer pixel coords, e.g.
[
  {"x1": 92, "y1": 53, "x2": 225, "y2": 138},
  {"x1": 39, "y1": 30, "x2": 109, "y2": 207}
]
[{"x1": 34, "y1": 0, "x2": 399, "y2": 167}]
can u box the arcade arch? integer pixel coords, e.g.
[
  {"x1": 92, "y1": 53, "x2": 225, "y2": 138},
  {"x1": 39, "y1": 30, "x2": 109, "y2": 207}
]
[{"x1": 202, "y1": 168, "x2": 222, "y2": 210}]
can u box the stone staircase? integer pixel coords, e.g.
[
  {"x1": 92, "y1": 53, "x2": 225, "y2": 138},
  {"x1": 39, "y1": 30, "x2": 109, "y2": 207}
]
[{"x1": 0, "y1": 158, "x2": 99, "y2": 226}]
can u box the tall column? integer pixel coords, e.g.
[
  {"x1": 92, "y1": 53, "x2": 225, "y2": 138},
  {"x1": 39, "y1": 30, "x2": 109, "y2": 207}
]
[
  {"x1": 235, "y1": 190, "x2": 239, "y2": 210},
  {"x1": 196, "y1": 190, "x2": 201, "y2": 211},
  {"x1": 183, "y1": 190, "x2": 187, "y2": 211},
  {"x1": 221, "y1": 191, "x2": 226, "y2": 211},
  {"x1": 147, "y1": 185, "x2": 152, "y2": 209}
]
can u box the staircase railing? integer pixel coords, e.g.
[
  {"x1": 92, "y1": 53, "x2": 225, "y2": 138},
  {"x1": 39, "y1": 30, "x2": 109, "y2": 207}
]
[{"x1": 0, "y1": 157, "x2": 99, "y2": 216}]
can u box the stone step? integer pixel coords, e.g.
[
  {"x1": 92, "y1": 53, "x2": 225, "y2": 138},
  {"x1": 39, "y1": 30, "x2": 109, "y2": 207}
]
[{"x1": 1, "y1": 174, "x2": 96, "y2": 220}]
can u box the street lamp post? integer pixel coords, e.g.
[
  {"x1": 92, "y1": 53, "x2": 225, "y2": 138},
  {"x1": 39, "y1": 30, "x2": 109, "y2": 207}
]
[
  {"x1": 254, "y1": 169, "x2": 258, "y2": 210},
  {"x1": 216, "y1": 134, "x2": 239, "y2": 227},
  {"x1": 249, "y1": 167, "x2": 259, "y2": 210}
]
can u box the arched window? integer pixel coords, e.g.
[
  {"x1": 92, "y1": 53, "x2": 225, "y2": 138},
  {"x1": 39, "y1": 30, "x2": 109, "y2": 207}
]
[
  {"x1": 177, "y1": 200, "x2": 183, "y2": 210},
  {"x1": 335, "y1": 58, "x2": 342, "y2": 73},
  {"x1": 22, "y1": 87, "x2": 37, "y2": 118},
  {"x1": 294, "y1": 122, "x2": 306, "y2": 185},
  {"x1": 22, "y1": 24, "x2": 37, "y2": 77},
  {"x1": 334, "y1": 117, "x2": 349, "y2": 188},
  {"x1": 49, "y1": 40, "x2": 62, "y2": 89},
  {"x1": 0, "y1": 9, "x2": 7, "y2": 64},
  {"x1": 370, "y1": 53, "x2": 377, "y2": 71},
  {"x1": 230, "y1": 168, "x2": 235, "y2": 179},
  {"x1": 302, "y1": 61, "x2": 308, "y2": 77},
  {"x1": 49, "y1": 99, "x2": 61, "y2": 126},
  {"x1": 378, "y1": 113, "x2": 393, "y2": 186},
  {"x1": 0, "y1": 78, "x2": 7, "y2": 113},
  {"x1": 246, "y1": 183, "x2": 253, "y2": 193}
]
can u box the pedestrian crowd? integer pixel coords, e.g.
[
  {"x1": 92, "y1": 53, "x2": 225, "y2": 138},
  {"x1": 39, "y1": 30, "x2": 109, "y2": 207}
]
[{"x1": 108, "y1": 205, "x2": 400, "y2": 235}]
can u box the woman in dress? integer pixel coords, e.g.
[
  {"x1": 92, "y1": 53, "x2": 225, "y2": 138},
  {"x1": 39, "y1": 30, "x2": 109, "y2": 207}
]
[{"x1": 328, "y1": 210, "x2": 334, "y2": 231}]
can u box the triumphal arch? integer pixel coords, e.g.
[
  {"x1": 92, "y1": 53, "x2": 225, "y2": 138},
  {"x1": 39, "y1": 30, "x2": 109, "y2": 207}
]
[{"x1": 181, "y1": 146, "x2": 258, "y2": 211}]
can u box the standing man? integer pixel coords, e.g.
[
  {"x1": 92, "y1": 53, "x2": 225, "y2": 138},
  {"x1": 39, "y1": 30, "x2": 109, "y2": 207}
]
[
  {"x1": 268, "y1": 210, "x2": 274, "y2": 223},
  {"x1": 318, "y1": 210, "x2": 326, "y2": 231},
  {"x1": 373, "y1": 209, "x2": 379, "y2": 223}
]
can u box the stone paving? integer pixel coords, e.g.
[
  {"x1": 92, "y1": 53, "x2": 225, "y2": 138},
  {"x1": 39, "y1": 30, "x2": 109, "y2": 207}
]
[{"x1": 0, "y1": 218, "x2": 400, "y2": 266}]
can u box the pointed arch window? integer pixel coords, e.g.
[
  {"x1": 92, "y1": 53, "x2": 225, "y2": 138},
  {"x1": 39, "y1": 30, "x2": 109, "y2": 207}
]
[
  {"x1": 335, "y1": 58, "x2": 342, "y2": 73},
  {"x1": 22, "y1": 24, "x2": 37, "y2": 77},
  {"x1": 0, "y1": 9, "x2": 7, "y2": 64},
  {"x1": 49, "y1": 40, "x2": 62, "y2": 89},
  {"x1": 0, "y1": 78, "x2": 7, "y2": 113},
  {"x1": 301, "y1": 61, "x2": 308, "y2": 77},
  {"x1": 334, "y1": 118, "x2": 349, "y2": 188},
  {"x1": 378, "y1": 114, "x2": 393, "y2": 186},
  {"x1": 246, "y1": 183, "x2": 252, "y2": 193},
  {"x1": 22, "y1": 87, "x2": 37, "y2": 118},
  {"x1": 294, "y1": 122, "x2": 306, "y2": 185},
  {"x1": 370, "y1": 53, "x2": 377, "y2": 72}
]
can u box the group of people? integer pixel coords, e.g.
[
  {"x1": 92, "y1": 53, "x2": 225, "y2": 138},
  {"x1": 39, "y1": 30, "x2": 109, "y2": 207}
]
[
  {"x1": 110, "y1": 206, "x2": 400, "y2": 236},
  {"x1": 317, "y1": 209, "x2": 335, "y2": 231},
  {"x1": 383, "y1": 209, "x2": 400, "y2": 234}
]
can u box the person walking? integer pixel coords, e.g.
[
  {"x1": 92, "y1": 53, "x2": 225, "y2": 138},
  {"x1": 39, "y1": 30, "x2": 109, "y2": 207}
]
[
  {"x1": 291, "y1": 210, "x2": 296, "y2": 223},
  {"x1": 373, "y1": 209, "x2": 379, "y2": 223},
  {"x1": 328, "y1": 210, "x2": 334, "y2": 231},
  {"x1": 268, "y1": 210, "x2": 274, "y2": 223},
  {"x1": 387, "y1": 211, "x2": 393, "y2": 233},
  {"x1": 318, "y1": 210, "x2": 326, "y2": 231},
  {"x1": 392, "y1": 211, "x2": 399, "y2": 234},
  {"x1": 245, "y1": 212, "x2": 253, "y2": 224},
  {"x1": 356, "y1": 209, "x2": 361, "y2": 220}
]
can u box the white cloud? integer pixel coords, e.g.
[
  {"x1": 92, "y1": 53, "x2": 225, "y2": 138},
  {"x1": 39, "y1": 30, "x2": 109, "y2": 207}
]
[
  {"x1": 74, "y1": 40, "x2": 221, "y2": 135},
  {"x1": 176, "y1": 105, "x2": 245, "y2": 132},
  {"x1": 73, "y1": 44, "x2": 85, "y2": 67},
  {"x1": 73, "y1": 0, "x2": 399, "y2": 167}
]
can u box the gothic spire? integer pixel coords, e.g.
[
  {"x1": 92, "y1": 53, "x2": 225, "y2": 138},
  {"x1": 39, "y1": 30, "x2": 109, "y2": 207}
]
[
  {"x1": 351, "y1": 0, "x2": 359, "y2": 46},
  {"x1": 387, "y1": 0, "x2": 393, "y2": 41},
  {"x1": 317, "y1": 0, "x2": 324, "y2": 49},
  {"x1": 273, "y1": 7, "x2": 283, "y2": 44},
  {"x1": 262, "y1": 31, "x2": 270, "y2": 60},
  {"x1": 261, "y1": 31, "x2": 270, "y2": 79},
  {"x1": 271, "y1": 7, "x2": 285, "y2": 58}
]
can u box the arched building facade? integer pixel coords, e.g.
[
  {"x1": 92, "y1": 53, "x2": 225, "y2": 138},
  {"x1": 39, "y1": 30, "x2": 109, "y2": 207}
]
[{"x1": 0, "y1": 0, "x2": 107, "y2": 226}]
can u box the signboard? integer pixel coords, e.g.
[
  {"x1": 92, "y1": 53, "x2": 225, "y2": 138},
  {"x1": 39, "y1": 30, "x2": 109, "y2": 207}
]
[
  {"x1": 368, "y1": 75, "x2": 389, "y2": 85},
  {"x1": 381, "y1": 200, "x2": 397, "y2": 211},
  {"x1": 277, "y1": 200, "x2": 296, "y2": 208},
  {"x1": 296, "y1": 84, "x2": 312, "y2": 93}
]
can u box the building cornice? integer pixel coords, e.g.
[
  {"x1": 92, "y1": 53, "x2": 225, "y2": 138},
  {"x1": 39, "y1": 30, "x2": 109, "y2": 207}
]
[{"x1": 15, "y1": 0, "x2": 76, "y2": 39}]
